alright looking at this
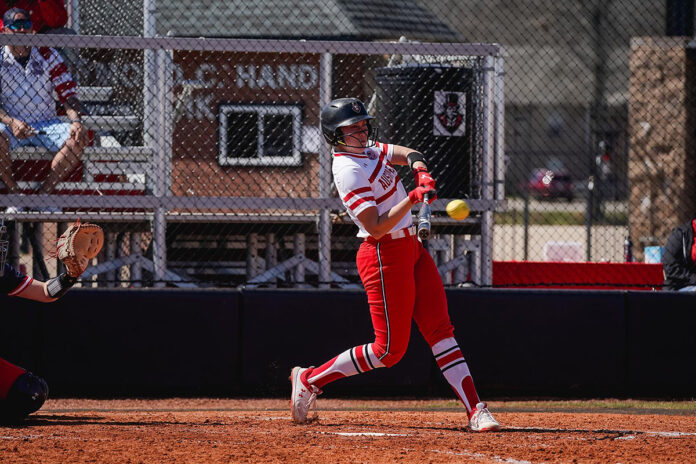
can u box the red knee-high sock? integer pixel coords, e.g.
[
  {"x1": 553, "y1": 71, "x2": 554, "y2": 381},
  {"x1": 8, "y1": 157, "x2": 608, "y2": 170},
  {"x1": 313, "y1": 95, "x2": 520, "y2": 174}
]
[
  {"x1": 0, "y1": 358, "x2": 26, "y2": 400},
  {"x1": 432, "y1": 337, "x2": 481, "y2": 415},
  {"x1": 306, "y1": 344, "x2": 385, "y2": 389}
]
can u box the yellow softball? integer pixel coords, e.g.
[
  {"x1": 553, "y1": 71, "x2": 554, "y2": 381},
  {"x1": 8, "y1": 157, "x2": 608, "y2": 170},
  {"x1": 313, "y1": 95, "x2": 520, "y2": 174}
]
[{"x1": 446, "y1": 199, "x2": 470, "y2": 220}]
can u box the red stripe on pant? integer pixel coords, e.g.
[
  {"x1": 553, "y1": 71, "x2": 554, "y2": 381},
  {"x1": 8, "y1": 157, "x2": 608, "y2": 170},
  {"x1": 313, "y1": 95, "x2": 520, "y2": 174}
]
[{"x1": 357, "y1": 236, "x2": 453, "y2": 367}]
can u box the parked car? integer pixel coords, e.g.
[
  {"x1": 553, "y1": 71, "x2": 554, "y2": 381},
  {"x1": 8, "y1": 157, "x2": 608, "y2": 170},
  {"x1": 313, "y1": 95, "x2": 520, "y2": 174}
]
[{"x1": 523, "y1": 168, "x2": 574, "y2": 201}]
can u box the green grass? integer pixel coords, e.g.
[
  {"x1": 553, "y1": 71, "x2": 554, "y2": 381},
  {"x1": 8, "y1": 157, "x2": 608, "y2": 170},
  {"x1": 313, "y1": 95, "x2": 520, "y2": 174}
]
[
  {"x1": 322, "y1": 398, "x2": 696, "y2": 414},
  {"x1": 491, "y1": 399, "x2": 696, "y2": 412},
  {"x1": 419, "y1": 399, "x2": 696, "y2": 414}
]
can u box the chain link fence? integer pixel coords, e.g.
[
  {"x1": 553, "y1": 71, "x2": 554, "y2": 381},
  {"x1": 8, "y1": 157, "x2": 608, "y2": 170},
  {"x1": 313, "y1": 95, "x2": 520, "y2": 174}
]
[{"x1": 1, "y1": 1, "x2": 693, "y2": 289}]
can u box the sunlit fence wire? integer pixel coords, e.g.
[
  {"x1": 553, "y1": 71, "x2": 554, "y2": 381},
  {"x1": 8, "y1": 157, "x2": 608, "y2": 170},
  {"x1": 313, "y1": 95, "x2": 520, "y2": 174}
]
[
  {"x1": 1, "y1": 1, "x2": 693, "y2": 289},
  {"x1": 0, "y1": 33, "x2": 503, "y2": 288}
]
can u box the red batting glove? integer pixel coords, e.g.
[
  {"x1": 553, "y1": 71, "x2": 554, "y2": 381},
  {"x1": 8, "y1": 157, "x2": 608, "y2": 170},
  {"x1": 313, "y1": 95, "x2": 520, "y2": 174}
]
[
  {"x1": 408, "y1": 185, "x2": 437, "y2": 205},
  {"x1": 413, "y1": 166, "x2": 436, "y2": 190}
]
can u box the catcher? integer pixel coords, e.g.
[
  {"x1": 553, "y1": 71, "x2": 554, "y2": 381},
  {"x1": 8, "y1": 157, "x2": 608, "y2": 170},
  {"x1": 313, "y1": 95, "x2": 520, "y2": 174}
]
[{"x1": 0, "y1": 219, "x2": 103, "y2": 423}]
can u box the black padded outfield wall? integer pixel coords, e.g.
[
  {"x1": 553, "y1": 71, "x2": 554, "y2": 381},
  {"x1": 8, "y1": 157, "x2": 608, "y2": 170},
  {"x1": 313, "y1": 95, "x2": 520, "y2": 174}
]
[
  {"x1": 240, "y1": 290, "x2": 435, "y2": 396},
  {"x1": 625, "y1": 291, "x2": 696, "y2": 397},
  {"x1": 443, "y1": 289, "x2": 628, "y2": 398},
  {"x1": 0, "y1": 290, "x2": 243, "y2": 397},
  {"x1": 0, "y1": 289, "x2": 694, "y2": 398}
]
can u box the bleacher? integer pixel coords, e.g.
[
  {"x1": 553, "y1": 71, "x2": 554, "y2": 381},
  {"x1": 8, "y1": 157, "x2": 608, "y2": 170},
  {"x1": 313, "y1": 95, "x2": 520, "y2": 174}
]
[{"x1": 3, "y1": 86, "x2": 150, "y2": 197}]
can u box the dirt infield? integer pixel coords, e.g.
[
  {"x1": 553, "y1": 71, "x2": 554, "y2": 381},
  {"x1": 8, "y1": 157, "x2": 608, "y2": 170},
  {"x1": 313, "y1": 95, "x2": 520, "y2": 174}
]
[{"x1": 1, "y1": 398, "x2": 695, "y2": 463}]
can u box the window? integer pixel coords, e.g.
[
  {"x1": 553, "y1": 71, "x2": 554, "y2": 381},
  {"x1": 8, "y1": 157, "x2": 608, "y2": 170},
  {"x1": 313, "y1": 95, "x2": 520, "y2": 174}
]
[{"x1": 219, "y1": 104, "x2": 302, "y2": 166}]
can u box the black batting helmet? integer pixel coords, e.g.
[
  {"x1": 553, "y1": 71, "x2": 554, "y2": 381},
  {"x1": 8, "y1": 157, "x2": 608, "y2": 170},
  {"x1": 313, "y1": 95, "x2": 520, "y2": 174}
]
[{"x1": 320, "y1": 98, "x2": 376, "y2": 147}]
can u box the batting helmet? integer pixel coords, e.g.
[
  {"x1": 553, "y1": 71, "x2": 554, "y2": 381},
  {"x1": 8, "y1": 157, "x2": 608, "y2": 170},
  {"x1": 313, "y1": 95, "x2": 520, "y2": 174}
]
[
  {"x1": 0, "y1": 219, "x2": 8, "y2": 277},
  {"x1": 320, "y1": 98, "x2": 376, "y2": 147}
]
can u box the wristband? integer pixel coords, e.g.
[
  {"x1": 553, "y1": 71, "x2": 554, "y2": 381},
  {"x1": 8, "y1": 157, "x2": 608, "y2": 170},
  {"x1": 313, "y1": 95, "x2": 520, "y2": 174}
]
[
  {"x1": 406, "y1": 151, "x2": 427, "y2": 170},
  {"x1": 46, "y1": 272, "x2": 77, "y2": 299}
]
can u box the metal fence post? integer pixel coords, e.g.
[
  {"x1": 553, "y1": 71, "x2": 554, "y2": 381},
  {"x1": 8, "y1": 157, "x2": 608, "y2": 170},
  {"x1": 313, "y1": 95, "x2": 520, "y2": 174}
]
[
  {"x1": 480, "y1": 55, "x2": 496, "y2": 287},
  {"x1": 318, "y1": 52, "x2": 333, "y2": 288},
  {"x1": 143, "y1": 0, "x2": 156, "y2": 150},
  {"x1": 143, "y1": 0, "x2": 168, "y2": 287},
  {"x1": 150, "y1": 49, "x2": 173, "y2": 288},
  {"x1": 67, "y1": 0, "x2": 80, "y2": 33},
  {"x1": 494, "y1": 54, "x2": 506, "y2": 201}
]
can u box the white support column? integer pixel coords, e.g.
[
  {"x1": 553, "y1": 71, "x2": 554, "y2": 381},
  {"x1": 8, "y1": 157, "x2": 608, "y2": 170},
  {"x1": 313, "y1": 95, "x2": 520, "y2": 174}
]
[
  {"x1": 153, "y1": 50, "x2": 173, "y2": 287},
  {"x1": 142, "y1": 0, "x2": 168, "y2": 287},
  {"x1": 152, "y1": 208, "x2": 166, "y2": 288},
  {"x1": 317, "y1": 52, "x2": 333, "y2": 288},
  {"x1": 480, "y1": 55, "x2": 496, "y2": 287},
  {"x1": 494, "y1": 54, "x2": 506, "y2": 201},
  {"x1": 159, "y1": 49, "x2": 174, "y2": 194},
  {"x1": 143, "y1": 0, "x2": 157, "y2": 149}
]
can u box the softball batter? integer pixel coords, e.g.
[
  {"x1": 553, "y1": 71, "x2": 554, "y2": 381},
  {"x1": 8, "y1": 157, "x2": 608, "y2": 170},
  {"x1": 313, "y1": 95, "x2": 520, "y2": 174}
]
[{"x1": 290, "y1": 98, "x2": 500, "y2": 431}]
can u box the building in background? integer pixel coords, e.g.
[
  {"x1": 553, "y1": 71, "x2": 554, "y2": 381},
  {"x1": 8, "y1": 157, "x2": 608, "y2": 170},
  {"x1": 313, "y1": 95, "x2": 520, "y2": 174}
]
[
  {"x1": 416, "y1": 0, "x2": 667, "y2": 201},
  {"x1": 73, "y1": 0, "x2": 459, "y2": 199}
]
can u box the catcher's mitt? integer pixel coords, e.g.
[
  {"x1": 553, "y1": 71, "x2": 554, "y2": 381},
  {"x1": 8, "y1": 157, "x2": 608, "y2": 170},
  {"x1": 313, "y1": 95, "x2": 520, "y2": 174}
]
[{"x1": 56, "y1": 222, "x2": 104, "y2": 278}]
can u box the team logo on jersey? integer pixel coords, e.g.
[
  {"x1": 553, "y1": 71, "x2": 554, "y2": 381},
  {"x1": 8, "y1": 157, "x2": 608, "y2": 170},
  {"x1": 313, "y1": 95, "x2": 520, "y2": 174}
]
[
  {"x1": 433, "y1": 91, "x2": 466, "y2": 137},
  {"x1": 366, "y1": 148, "x2": 377, "y2": 160},
  {"x1": 377, "y1": 166, "x2": 396, "y2": 190},
  {"x1": 351, "y1": 102, "x2": 362, "y2": 113}
]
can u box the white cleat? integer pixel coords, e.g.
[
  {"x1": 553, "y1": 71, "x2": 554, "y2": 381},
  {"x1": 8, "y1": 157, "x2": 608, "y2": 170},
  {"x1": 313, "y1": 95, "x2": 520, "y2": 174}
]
[
  {"x1": 290, "y1": 366, "x2": 321, "y2": 424},
  {"x1": 468, "y1": 402, "x2": 501, "y2": 432}
]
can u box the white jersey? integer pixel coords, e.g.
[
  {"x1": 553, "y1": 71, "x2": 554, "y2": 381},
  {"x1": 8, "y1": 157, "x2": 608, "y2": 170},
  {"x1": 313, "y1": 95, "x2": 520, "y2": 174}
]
[
  {"x1": 0, "y1": 46, "x2": 77, "y2": 123},
  {"x1": 333, "y1": 141, "x2": 412, "y2": 238}
]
